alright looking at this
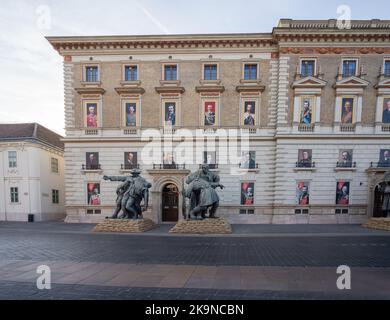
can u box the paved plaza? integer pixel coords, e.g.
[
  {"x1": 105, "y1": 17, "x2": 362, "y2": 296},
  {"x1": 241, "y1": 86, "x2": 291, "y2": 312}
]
[{"x1": 0, "y1": 222, "x2": 389, "y2": 299}]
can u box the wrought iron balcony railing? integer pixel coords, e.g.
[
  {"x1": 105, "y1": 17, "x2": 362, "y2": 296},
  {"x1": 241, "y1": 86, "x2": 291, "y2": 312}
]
[
  {"x1": 82, "y1": 164, "x2": 101, "y2": 170},
  {"x1": 121, "y1": 164, "x2": 140, "y2": 170},
  {"x1": 238, "y1": 163, "x2": 259, "y2": 169},
  {"x1": 295, "y1": 161, "x2": 316, "y2": 168},
  {"x1": 153, "y1": 163, "x2": 187, "y2": 170},
  {"x1": 370, "y1": 162, "x2": 390, "y2": 168},
  {"x1": 336, "y1": 161, "x2": 356, "y2": 168}
]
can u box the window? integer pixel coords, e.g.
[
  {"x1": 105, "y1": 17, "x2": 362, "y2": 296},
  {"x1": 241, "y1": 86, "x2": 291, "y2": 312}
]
[
  {"x1": 8, "y1": 151, "x2": 17, "y2": 168},
  {"x1": 301, "y1": 60, "x2": 315, "y2": 77},
  {"x1": 85, "y1": 66, "x2": 99, "y2": 82},
  {"x1": 10, "y1": 187, "x2": 18, "y2": 203},
  {"x1": 125, "y1": 65, "x2": 138, "y2": 81},
  {"x1": 384, "y1": 60, "x2": 390, "y2": 77},
  {"x1": 52, "y1": 190, "x2": 59, "y2": 204},
  {"x1": 51, "y1": 158, "x2": 59, "y2": 173},
  {"x1": 342, "y1": 60, "x2": 357, "y2": 78},
  {"x1": 87, "y1": 209, "x2": 101, "y2": 215},
  {"x1": 204, "y1": 64, "x2": 218, "y2": 80},
  {"x1": 164, "y1": 65, "x2": 177, "y2": 81},
  {"x1": 244, "y1": 64, "x2": 257, "y2": 80},
  {"x1": 239, "y1": 209, "x2": 254, "y2": 215}
]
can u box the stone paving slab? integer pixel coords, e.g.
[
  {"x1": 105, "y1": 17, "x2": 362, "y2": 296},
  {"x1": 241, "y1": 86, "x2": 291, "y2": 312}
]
[{"x1": 1, "y1": 259, "x2": 390, "y2": 295}]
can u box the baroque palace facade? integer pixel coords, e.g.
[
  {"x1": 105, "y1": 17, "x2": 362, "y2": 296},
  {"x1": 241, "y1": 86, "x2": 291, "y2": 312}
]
[{"x1": 47, "y1": 19, "x2": 390, "y2": 224}]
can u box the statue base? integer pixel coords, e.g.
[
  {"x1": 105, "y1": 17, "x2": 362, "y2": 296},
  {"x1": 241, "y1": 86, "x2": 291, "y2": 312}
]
[
  {"x1": 363, "y1": 218, "x2": 390, "y2": 231},
  {"x1": 169, "y1": 218, "x2": 232, "y2": 234},
  {"x1": 93, "y1": 218, "x2": 156, "y2": 233}
]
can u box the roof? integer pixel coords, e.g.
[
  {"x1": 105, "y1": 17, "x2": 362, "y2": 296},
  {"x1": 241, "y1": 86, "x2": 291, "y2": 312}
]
[{"x1": 0, "y1": 123, "x2": 64, "y2": 150}]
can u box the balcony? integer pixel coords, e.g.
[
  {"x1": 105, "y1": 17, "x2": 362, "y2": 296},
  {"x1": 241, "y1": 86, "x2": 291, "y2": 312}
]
[
  {"x1": 85, "y1": 129, "x2": 99, "y2": 136},
  {"x1": 238, "y1": 162, "x2": 260, "y2": 173},
  {"x1": 153, "y1": 164, "x2": 187, "y2": 170},
  {"x1": 298, "y1": 124, "x2": 315, "y2": 132},
  {"x1": 294, "y1": 161, "x2": 316, "y2": 172},
  {"x1": 370, "y1": 162, "x2": 390, "y2": 168},
  {"x1": 335, "y1": 162, "x2": 357, "y2": 172},
  {"x1": 120, "y1": 164, "x2": 140, "y2": 172},
  {"x1": 81, "y1": 164, "x2": 102, "y2": 174},
  {"x1": 340, "y1": 124, "x2": 356, "y2": 132},
  {"x1": 381, "y1": 124, "x2": 390, "y2": 132},
  {"x1": 239, "y1": 163, "x2": 259, "y2": 169}
]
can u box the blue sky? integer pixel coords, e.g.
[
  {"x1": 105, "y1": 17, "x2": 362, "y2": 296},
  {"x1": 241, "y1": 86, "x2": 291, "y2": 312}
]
[{"x1": 0, "y1": 0, "x2": 389, "y2": 135}]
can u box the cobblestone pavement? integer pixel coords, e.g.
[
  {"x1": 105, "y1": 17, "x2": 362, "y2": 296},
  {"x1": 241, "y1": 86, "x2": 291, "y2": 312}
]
[{"x1": 0, "y1": 222, "x2": 389, "y2": 299}]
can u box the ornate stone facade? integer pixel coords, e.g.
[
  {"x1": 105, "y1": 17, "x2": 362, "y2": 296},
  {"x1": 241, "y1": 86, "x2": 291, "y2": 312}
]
[{"x1": 47, "y1": 19, "x2": 390, "y2": 224}]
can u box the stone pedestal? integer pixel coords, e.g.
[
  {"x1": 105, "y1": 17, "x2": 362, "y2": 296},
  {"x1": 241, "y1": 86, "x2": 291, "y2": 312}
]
[
  {"x1": 93, "y1": 219, "x2": 156, "y2": 233},
  {"x1": 363, "y1": 218, "x2": 390, "y2": 231},
  {"x1": 169, "y1": 218, "x2": 232, "y2": 234}
]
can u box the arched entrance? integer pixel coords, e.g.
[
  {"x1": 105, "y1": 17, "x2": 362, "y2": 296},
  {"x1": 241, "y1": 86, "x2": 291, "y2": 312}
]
[{"x1": 162, "y1": 183, "x2": 179, "y2": 222}]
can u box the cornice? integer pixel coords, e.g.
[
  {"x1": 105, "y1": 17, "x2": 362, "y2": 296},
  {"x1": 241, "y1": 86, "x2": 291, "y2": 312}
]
[
  {"x1": 279, "y1": 47, "x2": 390, "y2": 55},
  {"x1": 46, "y1": 35, "x2": 276, "y2": 55}
]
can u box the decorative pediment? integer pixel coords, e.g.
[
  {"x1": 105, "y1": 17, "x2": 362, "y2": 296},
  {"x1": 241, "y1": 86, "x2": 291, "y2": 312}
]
[
  {"x1": 292, "y1": 76, "x2": 327, "y2": 89},
  {"x1": 375, "y1": 78, "x2": 390, "y2": 89},
  {"x1": 74, "y1": 87, "x2": 105, "y2": 95},
  {"x1": 115, "y1": 87, "x2": 145, "y2": 95},
  {"x1": 333, "y1": 76, "x2": 369, "y2": 88}
]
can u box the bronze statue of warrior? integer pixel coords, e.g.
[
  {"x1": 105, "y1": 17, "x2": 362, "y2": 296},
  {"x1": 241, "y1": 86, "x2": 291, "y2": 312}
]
[
  {"x1": 184, "y1": 164, "x2": 224, "y2": 220},
  {"x1": 103, "y1": 169, "x2": 152, "y2": 220}
]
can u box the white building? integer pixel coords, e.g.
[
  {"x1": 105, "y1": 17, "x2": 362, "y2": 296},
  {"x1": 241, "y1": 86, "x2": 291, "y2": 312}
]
[{"x1": 0, "y1": 123, "x2": 65, "y2": 222}]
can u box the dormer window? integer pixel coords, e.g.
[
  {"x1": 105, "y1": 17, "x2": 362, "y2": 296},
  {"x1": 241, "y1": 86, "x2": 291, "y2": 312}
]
[
  {"x1": 342, "y1": 60, "x2": 357, "y2": 78},
  {"x1": 85, "y1": 66, "x2": 99, "y2": 82},
  {"x1": 300, "y1": 60, "x2": 315, "y2": 77}
]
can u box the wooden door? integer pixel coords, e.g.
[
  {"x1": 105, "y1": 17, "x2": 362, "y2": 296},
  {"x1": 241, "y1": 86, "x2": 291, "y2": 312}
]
[{"x1": 162, "y1": 184, "x2": 179, "y2": 222}]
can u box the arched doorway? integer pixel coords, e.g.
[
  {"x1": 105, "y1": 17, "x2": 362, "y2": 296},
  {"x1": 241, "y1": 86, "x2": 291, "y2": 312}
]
[{"x1": 162, "y1": 183, "x2": 179, "y2": 222}]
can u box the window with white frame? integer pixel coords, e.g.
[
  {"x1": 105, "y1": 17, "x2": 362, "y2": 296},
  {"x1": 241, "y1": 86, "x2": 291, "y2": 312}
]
[
  {"x1": 300, "y1": 59, "x2": 316, "y2": 77},
  {"x1": 8, "y1": 151, "x2": 17, "y2": 168},
  {"x1": 342, "y1": 60, "x2": 357, "y2": 78},
  {"x1": 204, "y1": 64, "x2": 218, "y2": 81},
  {"x1": 243, "y1": 64, "x2": 258, "y2": 80},
  {"x1": 125, "y1": 65, "x2": 138, "y2": 81},
  {"x1": 10, "y1": 187, "x2": 19, "y2": 203},
  {"x1": 85, "y1": 66, "x2": 99, "y2": 82},
  {"x1": 164, "y1": 65, "x2": 178, "y2": 81}
]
